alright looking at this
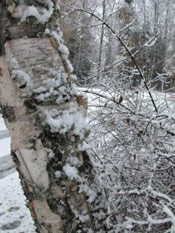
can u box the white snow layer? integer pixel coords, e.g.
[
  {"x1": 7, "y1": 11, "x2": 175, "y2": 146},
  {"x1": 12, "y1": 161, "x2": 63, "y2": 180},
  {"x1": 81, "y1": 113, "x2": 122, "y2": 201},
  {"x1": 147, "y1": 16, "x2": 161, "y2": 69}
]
[
  {"x1": 58, "y1": 44, "x2": 69, "y2": 56},
  {"x1": 46, "y1": 105, "x2": 88, "y2": 137},
  {"x1": 0, "y1": 117, "x2": 7, "y2": 130},
  {"x1": 50, "y1": 30, "x2": 74, "y2": 73},
  {"x1": 21, "y1": 1, "x2": 54, "y2": 24},
  {"x1": 78, "y1": 184, "x2": 96, "y2": 203},
  {"x1": 12, "y1": 69, "x2": 33, "y2": 88},
  {"x1": 0, "y1": 138, "x2": 11, "y2": 158},
  {"x1": 0, "y1": 173, "x2": 36, "y2": 233},
  {"x1": 63, "y1": 163, "x2": 79, "y2": 179}
]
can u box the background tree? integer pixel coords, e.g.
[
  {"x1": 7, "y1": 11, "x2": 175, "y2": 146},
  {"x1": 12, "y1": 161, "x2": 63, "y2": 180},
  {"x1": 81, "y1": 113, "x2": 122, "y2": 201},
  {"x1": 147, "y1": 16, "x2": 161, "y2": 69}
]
[{"x1": 59, "y1": 0, "x2": 96, "y2": 85}]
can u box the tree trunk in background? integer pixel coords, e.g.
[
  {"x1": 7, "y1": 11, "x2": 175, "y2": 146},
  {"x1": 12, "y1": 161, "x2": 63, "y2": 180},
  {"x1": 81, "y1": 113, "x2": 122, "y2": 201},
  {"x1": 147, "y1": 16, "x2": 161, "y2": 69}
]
[
  {"x1": 97, "y1": 0, "x2": 106, "y2": 81},
  {"x1": 0, "y1": 1, "x2": 104, "y2": 232}
]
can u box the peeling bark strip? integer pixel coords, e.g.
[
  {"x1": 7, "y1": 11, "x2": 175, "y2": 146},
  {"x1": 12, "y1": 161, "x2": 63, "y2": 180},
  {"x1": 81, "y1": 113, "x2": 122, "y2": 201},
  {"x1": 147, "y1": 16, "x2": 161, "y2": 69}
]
[{"x1": 0, "y1": 1, "x2": 104, "y2": 232}]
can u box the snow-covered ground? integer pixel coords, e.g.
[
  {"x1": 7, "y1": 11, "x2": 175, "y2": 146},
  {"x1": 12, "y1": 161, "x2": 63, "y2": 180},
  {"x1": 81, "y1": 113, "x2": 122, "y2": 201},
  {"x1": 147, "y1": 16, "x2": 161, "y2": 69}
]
[
  {"x1": 0, "y1": 116, "x2": 35, "y2": 233},
  {"x1": 0, "y1": 138, "x2": 11, "y2": 158}
]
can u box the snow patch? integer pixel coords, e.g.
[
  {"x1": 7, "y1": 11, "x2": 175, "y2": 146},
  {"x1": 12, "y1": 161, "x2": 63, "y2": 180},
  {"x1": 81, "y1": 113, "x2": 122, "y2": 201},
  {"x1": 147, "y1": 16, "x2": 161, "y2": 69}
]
[
  {"x1": 21, "y1": 1, "x2": 54, "y2": 24},
  {"x1": 70, "y1": 83, "x2": 78, "y2": 95},
  {"x1": 63, "y1": 163, "x2": 79, "y2": 179},
  {"x1": 70, "y1": 74, "x2": 77, "y2": 82},
  {"x1": 55, "y1": 171, "x2": 62, "y2": 178},
  {"x1": 58, "y1": 44, "x2": 69, "y2": 56},
  {"x1": 73, "y1": 209, "x2": 90, "y2": 223},
  {"x1": 0, "y1": 116, "x2": 7, "y2": 131},
  {"x1": 12, "y1": 70, "x2": 33, "y2": 88},
  {"x1": 79, "y1": 184, "x2": 96, "y2": 203},
  {"x1": 68, "y1": 156, "x2": 82, "y2": 167},
  {"x1": 0, "y1": 138, "x2": 11, "y2": 158},
  {"x1": 0, "y1": 172, "x2": 36, "y2": 233},
  {"x1": 50, "y1": 30, "x2": 74, "y2": 73},
  {"x1": 45, "y1": 105, "x2": 89, "y2": 137}
]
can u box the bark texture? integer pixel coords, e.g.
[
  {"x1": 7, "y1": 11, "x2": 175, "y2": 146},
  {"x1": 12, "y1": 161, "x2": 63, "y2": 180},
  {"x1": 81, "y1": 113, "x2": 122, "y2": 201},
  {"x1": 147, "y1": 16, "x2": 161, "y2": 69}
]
[{"x1": 0, "y1": 1, "x2": 102, "y2": 232}]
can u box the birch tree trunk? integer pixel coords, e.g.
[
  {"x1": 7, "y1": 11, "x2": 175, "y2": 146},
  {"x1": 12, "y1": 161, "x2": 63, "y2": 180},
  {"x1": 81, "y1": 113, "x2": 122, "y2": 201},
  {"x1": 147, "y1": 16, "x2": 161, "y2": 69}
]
[{"x1": 0, "y1": 1, "x2": 105, "y2": 232}]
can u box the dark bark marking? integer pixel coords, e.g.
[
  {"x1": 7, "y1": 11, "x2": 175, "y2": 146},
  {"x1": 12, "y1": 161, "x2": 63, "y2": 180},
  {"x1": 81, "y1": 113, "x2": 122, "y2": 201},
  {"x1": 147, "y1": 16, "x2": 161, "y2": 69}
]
[
  {"x1": 0, "y1": 1, "x2": 9, "y2": 55},
  {"x1": 1, "y1": 105, "x2": 16, "y2": 122}
]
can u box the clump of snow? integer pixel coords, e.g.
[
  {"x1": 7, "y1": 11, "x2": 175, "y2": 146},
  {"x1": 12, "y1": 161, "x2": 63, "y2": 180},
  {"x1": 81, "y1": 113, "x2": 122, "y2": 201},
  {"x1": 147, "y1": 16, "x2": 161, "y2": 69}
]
[
  {"x1": 71, "y1": 209, "x2": 90, "y2": 223},
  {"x1": 33, "y1": 78, "x2": 61, "y2": 93},
  {"x1": 68, "y1": 156, "x2": 82, "y2": 167},
  {"x1": 9, "y1": 57, "x2": 33, "y2": 92},
  {"x1": 33, "y1": 86, "x2": 47, "y2": 94},
  {"x1": 70, "y1": 83, "x2": 78, "y2": 95},
  {"x1": 45, "y1": 28, "x2": 50, "y2": 34},
  {"x1": 36, "y1": 89, "x2": 60, "y2": 102},
  {"x1": 58, "y1": 86, "x2": 67, "y2": 94},
  {"x1": 11, "y1": 58, "x2": 19, "y2": 70},
  {"x1": 12, "y1": 70, "x2": 33, "y2": 89},
  {"x1": 58, "y1": 44, "x2": 69, "y2": 56},
  {"x1": 49, "y1": 30, "x2": 74, "y2": 73},
  {"x1": 60, "y1": 72, "x2": 68, "y2": 83},
  {"x1": 55, "y1": 170, "x2": 62, "y2": 178},
  {"x1": 46, "y1": 148, "x2": 54, "y2": 159},
  {"x1": 70, "y1": 74, "x2": 77, "y2": 82},
  {"x1": 34, "y1": 76, "x2": 66, "y2": 101},
  {"x1": 45, "y1": 103, "x2": 89, "y2": 137},
  {"x1": 50, "y1": 31, "x2": 63, "y2": 44},
  {"x1": 63, "y1": 163, "x2": 79, "y2": 180},
  {"x1": 36, "y1": 92, "x2": 51, "y2": 101},
  {"x1": 56, "y1": 95, "x2": 64, "y2": 105},
  {"x1": 21, "y1": 1, "x2": 54, "y2": 24},
  {"x1": 77, "y1": 213, "x2": 90, "y2": 223},
  {"x1": 44, "y1": 77, "x2": 62, "y2": 89},
  {"x1": 62, "y1": 57, "x2": 74, "y2": 73},
  {"x1": 79, "y1": 184, "x2": 96, "y2": 203}
]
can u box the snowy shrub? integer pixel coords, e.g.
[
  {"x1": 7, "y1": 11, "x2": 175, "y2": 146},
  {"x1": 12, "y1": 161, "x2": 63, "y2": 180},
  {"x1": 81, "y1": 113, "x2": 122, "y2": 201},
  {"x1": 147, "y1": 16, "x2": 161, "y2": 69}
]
[{"x1": 86, "y1": 86, "x2": 175, "y2": 232}]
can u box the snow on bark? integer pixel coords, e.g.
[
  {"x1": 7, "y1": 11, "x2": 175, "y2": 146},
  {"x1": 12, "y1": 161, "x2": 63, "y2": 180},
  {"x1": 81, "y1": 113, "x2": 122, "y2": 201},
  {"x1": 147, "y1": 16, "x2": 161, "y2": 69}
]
[
  {"x1": 8, "y1": 0, "x2": 54, "y2": 24},
  {"x1": 63, "y1": 163, "x2": 79, "y2": 179}
]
